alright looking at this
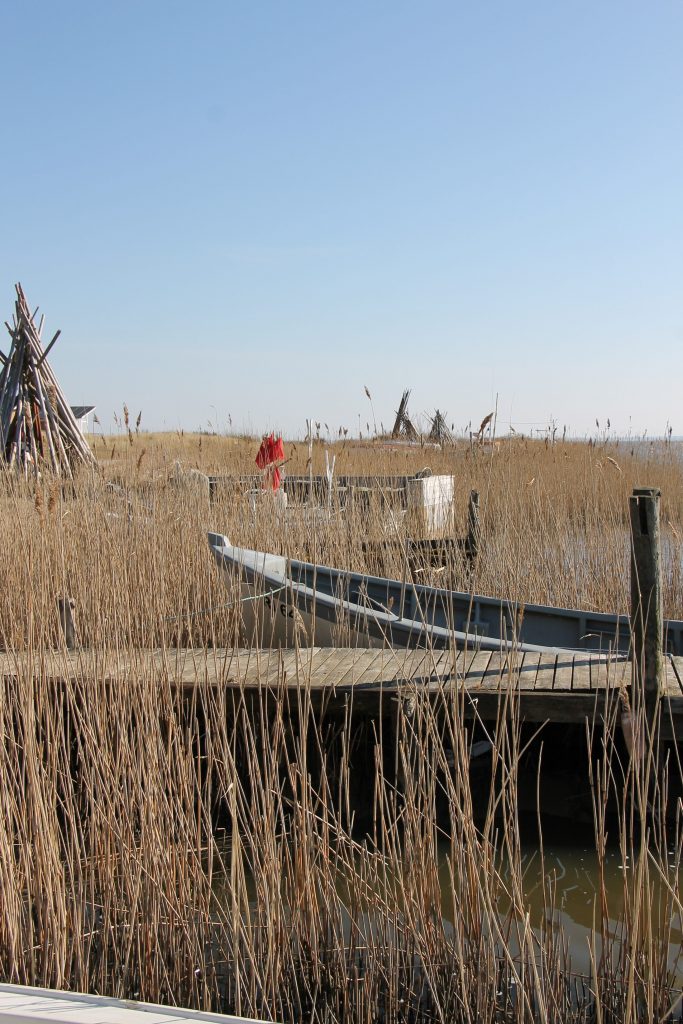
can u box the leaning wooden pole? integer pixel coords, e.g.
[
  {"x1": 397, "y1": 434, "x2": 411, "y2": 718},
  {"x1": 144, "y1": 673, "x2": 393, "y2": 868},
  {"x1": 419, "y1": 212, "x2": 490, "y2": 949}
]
[
  {"x1": 629, "y1": 487, "x2": 663, "y2": 718},
  {"x1": 466, "y1": 489, "x2": 480, "y2": 561}
]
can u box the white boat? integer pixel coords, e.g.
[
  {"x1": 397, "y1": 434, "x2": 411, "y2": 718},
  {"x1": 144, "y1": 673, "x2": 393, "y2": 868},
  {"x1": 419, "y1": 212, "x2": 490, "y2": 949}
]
[{"x1": 208, "y1": 533, "x2": 683, "y2": 654}]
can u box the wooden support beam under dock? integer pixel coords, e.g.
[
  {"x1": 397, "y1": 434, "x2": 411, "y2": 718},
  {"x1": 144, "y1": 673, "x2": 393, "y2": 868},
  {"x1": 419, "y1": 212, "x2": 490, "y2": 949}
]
[{"x1": 2, "y1": 647, "x2": 683, "y2": 736}]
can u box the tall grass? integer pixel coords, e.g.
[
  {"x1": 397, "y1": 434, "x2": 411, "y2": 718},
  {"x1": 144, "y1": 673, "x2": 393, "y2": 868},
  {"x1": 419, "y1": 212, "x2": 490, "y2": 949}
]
[
  {"x1": 0, "y1": 434, "x2": 681, "y2": 1022},
  {"x1": 0, "y1": 649, "x2": 681, "y2": 1021},
  {"x1": 1, "y1": 434, "x2": 682, "y2": 649}
]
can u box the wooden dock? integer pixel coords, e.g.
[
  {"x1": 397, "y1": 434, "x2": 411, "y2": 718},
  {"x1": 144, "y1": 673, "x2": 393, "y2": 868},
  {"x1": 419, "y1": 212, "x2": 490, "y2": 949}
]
[
  {"x1": 2, "y1": 646, "x2": 683, "y2": 735},
  {"x1": 0, "y1": 983, "x2": 266, "y2": 1024}
]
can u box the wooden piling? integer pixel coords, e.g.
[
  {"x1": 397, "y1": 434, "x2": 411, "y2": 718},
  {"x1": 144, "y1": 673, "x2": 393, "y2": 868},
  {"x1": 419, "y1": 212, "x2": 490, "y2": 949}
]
[
  {"x1": 466, "y1": 490, "x2": 480, "y2": 560},
  {"x1": 629, "y1": 487, "x2": 663, "y2": 711},
  {"x1": 57, "y1": 596, "x2": 77, "y2": 650}
]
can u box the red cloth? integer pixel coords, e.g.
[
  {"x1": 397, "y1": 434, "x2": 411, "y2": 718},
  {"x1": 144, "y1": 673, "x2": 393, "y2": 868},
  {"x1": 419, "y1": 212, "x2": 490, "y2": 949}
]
[
  {"x1": 256, "y1": 433, "x2": 284, "y2": 489},
  {"x1": 256, "y1": 433, "x2": 284, "y2": 469}
]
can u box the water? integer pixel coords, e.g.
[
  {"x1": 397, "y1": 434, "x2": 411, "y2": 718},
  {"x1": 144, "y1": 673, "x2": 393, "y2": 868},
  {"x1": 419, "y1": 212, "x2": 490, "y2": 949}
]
[
  {"x1": 210, "y1": 821, "x2": 683, "y2": 989},
  {"x1": 444, "y1": 833, "x2": 683, "y2": 982}
]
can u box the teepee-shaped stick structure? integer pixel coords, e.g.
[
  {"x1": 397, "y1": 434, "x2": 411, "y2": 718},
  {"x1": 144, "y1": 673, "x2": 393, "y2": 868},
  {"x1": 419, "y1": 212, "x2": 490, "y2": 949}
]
[
  {"x1": 428, "y1": 409, "x2": 453, "y2": 445},
  {"x1": 391, "y1": 389, "x2": 419, "y2": 440},
  {"x1": 0, "y1": 284, "x2": 96, "y2": 476}
]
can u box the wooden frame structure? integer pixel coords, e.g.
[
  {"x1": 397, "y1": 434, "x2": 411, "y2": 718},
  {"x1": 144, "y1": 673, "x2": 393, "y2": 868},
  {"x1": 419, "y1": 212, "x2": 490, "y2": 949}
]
[{"x1": 0, "y1": 284, "x2": 95, "y2": 476}]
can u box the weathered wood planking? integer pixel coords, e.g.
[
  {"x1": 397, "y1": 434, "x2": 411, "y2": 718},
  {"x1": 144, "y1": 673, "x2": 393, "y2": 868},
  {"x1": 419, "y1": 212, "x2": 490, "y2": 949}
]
[{"x1": 1, "y1": 647, "x2": 682, "y2": 733}]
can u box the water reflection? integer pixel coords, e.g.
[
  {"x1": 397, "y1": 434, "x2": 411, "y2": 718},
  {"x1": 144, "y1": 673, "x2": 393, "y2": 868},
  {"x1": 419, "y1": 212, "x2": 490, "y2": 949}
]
[
  {"x1": 438, "y1": 833, "x2": 683, "y2": 980},
  {"x1": 211, "y1": 826, "x2": 683, "y2": 986}
]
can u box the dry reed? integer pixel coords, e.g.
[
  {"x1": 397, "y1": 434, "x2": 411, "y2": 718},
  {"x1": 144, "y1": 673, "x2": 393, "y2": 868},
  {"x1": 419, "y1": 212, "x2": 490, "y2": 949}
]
[{"x1": 0, "y1": 433, "x2": 681, "y2": 1022}]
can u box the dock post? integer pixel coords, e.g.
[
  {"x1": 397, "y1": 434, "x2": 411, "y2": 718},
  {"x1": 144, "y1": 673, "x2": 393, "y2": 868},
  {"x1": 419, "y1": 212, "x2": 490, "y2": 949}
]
[
  {"x1": 58, "y1": 596, "x2": 77, "y2": 650},
  {"x1": 629, "y1": 487, "x2": 663, "y2": 717},
  {"x1": 466, "y1": 490, "x2": 480, "y2": 560},
  {"x1": 391, "y1": 694, "x2": 406, "y2": 804}
]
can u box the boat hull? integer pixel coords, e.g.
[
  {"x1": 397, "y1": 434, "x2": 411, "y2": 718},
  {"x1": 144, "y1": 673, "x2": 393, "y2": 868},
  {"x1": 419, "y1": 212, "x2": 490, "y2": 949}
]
[
  {"x1": 208, "y1": 533, "x2": 683, "y2": 654},
  {"x1": 235, "y1": 577, "x2": 384, "y2": 649}
]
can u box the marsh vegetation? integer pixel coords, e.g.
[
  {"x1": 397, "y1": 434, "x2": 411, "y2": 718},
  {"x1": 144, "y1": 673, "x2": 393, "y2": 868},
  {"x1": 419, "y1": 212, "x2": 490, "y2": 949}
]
[{"x1": 0, "y1": 433, "x2": 682, "y2": 1022}]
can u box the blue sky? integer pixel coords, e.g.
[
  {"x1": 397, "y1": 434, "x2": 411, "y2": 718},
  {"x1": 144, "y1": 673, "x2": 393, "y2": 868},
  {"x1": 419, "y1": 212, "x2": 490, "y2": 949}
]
[{"x1": 1, "y1": 1, "x2": 681, "y2": 438}]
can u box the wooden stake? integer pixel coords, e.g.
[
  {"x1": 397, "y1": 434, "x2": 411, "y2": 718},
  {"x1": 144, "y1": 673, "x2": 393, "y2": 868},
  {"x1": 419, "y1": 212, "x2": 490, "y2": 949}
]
[
  {"x1": 29, "y1": 356, "x2": 59, "y2": 471},
  {"x1": 629, "y1": 487, "x2": 663, "y2": 712},
  {"x1": 58, "y1": 596, "x2": 77, "y2": 650},
  {"x1": 466, "y1": 490, "x2": 480, "y2": 561},
  {"x1": 35, "y1": 329, "x2": 61, "y2": 368}
]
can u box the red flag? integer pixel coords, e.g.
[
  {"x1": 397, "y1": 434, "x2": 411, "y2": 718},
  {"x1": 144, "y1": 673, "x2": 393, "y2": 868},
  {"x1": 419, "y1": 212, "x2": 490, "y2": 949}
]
[
  {"x1": 255, "y1": 433, "x2": 284, "y2": 489},
  {"x1": 271, "y1": 434, "x2": 285, "y2": 462}
]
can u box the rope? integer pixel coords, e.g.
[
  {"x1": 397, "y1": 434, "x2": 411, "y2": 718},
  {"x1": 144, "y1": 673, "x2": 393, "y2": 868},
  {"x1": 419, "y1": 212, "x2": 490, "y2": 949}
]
[{"x1": 163, "y1": 582, "x2": 288, "y2": 624}]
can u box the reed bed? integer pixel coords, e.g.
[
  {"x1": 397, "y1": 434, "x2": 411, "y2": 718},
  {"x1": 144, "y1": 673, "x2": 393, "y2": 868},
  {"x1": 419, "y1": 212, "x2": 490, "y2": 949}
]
[
  {"x1": 0, "y1": 434, "x2": 682, "y2": 1022},
  {"x1": 1, "y1": 433, "x2": 682, "y2": 648},
  {"x1": 0, "y1": 646, "x2": 681, "y2": 1022}
]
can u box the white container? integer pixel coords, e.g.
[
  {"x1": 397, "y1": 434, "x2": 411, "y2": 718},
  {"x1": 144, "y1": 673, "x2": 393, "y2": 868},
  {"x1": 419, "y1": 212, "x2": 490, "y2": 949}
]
[{"x1": 405, "y1": 474, "x2": 454, "y2": 534}]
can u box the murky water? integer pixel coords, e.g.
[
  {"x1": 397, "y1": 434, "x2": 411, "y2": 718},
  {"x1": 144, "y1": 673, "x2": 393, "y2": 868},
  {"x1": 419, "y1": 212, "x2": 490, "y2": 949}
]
[
  {"x1": 443, "y1": 832, "x2": 683, "y2": 981},
  {"x1": 211, "y1": 822, "x2": 683, "y2": 987}
]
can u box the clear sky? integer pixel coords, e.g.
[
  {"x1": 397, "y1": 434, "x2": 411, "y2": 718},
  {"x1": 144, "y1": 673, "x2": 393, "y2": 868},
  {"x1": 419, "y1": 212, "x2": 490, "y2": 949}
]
[{"x1": 1, "y1": 1, "x2": 681, "y2": 439}]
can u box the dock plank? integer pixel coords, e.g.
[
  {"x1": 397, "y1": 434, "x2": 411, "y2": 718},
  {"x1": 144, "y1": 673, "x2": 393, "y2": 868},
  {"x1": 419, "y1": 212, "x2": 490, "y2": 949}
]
[
  {"x1": 534, "y1": 654, "x2": 558, "y2": 691},
  {"x1": 479, "y1": 651, "x2": 509, "y2": 689},
  {"x1": 571, "y1": 655, "x2": 593, "y2": 692},
  {"x1": 0, "y1": 983, "x2": 259, "y2": 1024},
  {"x1": 463, "y1": 650, "x2": 493, "y2": 687},
  {"x1": 399, "y1": 648, "x2": 441, "y2": 682},
  {"x1": 310, "y1": 648, "x2": 358, "y2": 686},
  {"x1": 517, "y1": 651, "x2": 542, "y2": 690},
  {"x1": 552, "y1": 654, "x2": 575, "y2": 691},
  {"x1": 435, "y1": 646, "x2": 458, "y2": 675},
  {"x1": 296, "y1": 646, "x2": 340, "y2": 683},
  {"x1": 352, "y1": 647, "x2": 391, "y2": 684},
  {"x1": 327, "y1": 648, "x2": 365, "y2": 687}
]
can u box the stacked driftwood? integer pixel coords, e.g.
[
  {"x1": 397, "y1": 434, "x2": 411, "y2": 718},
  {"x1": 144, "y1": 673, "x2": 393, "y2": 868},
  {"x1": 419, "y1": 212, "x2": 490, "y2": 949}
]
[
  {"x1": 0, "y1": 284, "x2": 96, "y2": 476},
  {"x1": 391, "y1": 389, "x2": 418, "y2": 440}
]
